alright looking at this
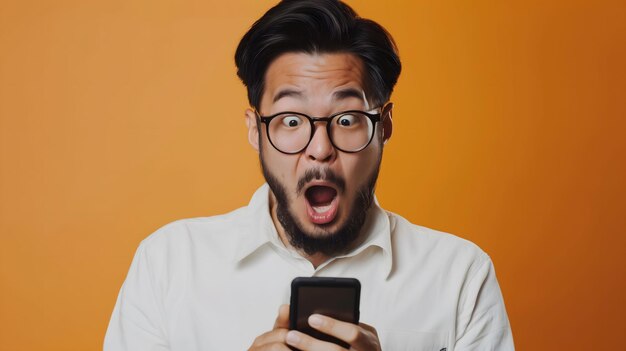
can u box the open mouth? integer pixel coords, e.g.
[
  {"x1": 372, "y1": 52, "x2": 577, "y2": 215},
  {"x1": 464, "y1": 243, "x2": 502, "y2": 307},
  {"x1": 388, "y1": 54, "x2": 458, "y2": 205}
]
[{"x1": 304, "y1": 185, "x2": 339, "y2": 224}]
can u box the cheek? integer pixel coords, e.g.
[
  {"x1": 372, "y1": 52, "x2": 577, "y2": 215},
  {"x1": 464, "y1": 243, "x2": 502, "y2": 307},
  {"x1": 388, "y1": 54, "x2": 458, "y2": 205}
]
[
  {"x1": 343, "y1": 150, "x2": 381, "y2": 187},
  {"x1": 262, "y1": 144, "x2": 299, "y2": 182}
]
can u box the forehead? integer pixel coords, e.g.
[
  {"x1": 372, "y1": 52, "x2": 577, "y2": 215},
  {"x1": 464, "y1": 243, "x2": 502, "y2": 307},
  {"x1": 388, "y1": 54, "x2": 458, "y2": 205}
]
[{"x1": 261, "y1": 52, "x2": 367, "y2": 110}]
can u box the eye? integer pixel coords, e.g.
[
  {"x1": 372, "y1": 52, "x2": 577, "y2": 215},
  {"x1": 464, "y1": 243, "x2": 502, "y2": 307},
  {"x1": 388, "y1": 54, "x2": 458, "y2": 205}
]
[
  {"x1": 281, "y1": 115, "x2": 303, "y2": 127},
  {"x1": 337, "y1": 114, "x2": 356, "y2": 126}
]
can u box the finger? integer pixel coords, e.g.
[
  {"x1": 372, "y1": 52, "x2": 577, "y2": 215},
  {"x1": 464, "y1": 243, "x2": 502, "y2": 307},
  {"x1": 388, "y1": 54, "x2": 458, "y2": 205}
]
[
  {"x1": 307, "y1": 314, "x2": 360, "y2": 345},
  {"x1": 358, "y1": 322, "x2": 378, "y2": 336},
  {"x1": 273, "y1": 304, "x2": 290, "y2": 329},
  {"x1": 251, "y1": 329, "x2": 289, "y2": 347},
  {"x1": 285, "y1": 330, "x2": 345, "y2": 351}
]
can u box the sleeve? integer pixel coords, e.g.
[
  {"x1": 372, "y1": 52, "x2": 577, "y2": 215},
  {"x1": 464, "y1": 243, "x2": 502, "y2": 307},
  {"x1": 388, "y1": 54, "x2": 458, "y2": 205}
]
[
  {"x1": 104, "y1": 242, "x2": 169, "y2": 351},
  {"x1": 454, "y1": 256, "x2": 515, "y2": 351}
]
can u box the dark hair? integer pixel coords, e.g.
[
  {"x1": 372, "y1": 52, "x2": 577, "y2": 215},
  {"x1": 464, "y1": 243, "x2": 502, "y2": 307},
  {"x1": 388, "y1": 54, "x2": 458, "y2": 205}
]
[{"x1": 234, "y1": 0, "x2": 401, "y2": 110}]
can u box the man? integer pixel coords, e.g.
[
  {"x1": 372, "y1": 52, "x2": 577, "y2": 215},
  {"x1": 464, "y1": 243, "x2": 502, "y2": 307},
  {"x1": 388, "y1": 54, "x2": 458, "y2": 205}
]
[{"x1": 104, "y1": 0, "x2": 514, "y2": 350}]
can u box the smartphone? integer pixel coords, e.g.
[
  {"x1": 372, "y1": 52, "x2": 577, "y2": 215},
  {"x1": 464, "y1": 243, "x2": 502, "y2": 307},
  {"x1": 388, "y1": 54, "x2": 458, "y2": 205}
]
[{"x1": 289, "y1": 277, "x2": 361, "y2": 349}]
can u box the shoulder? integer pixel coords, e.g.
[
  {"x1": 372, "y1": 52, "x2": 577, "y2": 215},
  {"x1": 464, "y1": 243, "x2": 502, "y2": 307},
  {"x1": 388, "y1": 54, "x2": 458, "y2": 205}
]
[
  {"x1": 385, "y1": 210, "x2": 490, "y2": 275},
  {"x1": 137, "y1": 206, "x2": 250, "y2": 264}
]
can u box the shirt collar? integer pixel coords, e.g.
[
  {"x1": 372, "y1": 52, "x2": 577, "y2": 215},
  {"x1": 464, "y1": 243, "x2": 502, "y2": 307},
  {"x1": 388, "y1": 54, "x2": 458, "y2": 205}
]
[
  {"x1": 232, "y1": 184, "x2": 276, "y2": 262},
  {"x1": 337, "y1": 199, "x2": 393, "y2": 278},
  {"x1": 233, "y1": 183, "x2": 394, "y2": 279}
]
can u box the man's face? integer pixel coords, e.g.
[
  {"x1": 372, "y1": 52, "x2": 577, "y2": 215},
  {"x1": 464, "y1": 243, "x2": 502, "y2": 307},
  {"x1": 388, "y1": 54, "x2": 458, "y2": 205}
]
[{"x1": 246, "y1": 52, "x2": 390, "y2": 256}]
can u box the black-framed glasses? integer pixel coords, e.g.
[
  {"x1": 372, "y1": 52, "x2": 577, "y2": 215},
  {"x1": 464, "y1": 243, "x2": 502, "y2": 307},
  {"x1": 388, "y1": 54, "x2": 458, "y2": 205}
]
[{"x1": 256, "y1": 104, "x2": 390, "y2": 154}]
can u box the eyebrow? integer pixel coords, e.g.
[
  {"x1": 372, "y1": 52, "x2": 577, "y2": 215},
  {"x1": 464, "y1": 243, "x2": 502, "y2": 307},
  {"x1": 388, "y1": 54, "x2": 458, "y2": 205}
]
[
  {"x1": 272, "y1": 89, "x2": 302, "y2": 103},
  {"x1": 332, "y1": 88, "x2": 365, "y2": 102},
  {"x1": 272, "y1": 87, "x2": 365, "y2": 103}
]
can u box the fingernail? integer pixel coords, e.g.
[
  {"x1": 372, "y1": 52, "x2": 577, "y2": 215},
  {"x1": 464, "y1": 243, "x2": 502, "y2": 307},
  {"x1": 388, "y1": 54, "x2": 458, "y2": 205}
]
[
  {"x1": 309, "y1": 314, "x2": 323, "y2": 327},
  {"x1": 286, "y1": 331, "x2": 300, "y2": 344}
]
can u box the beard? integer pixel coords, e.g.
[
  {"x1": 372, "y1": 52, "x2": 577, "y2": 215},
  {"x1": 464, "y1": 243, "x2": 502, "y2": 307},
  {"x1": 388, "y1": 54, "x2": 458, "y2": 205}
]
[{"x1": 260, "y1": 152, "x2": 381, "y2": 257}]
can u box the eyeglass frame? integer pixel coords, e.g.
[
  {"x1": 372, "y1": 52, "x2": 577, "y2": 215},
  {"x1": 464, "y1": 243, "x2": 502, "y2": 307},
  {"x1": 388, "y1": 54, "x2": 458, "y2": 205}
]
[{"x1": 254, "y1": 102, "x2": 393, "y2": 155}]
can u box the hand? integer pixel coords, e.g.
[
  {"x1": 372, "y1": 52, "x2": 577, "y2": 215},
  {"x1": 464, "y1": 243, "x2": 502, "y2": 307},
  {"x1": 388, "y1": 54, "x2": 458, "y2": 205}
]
[
  {"x1": 285, "y1": 314, "x2": 381, "y2": 351},
  {"x1": 248, "y1": 304, "x2": 291, "y2": 350}
]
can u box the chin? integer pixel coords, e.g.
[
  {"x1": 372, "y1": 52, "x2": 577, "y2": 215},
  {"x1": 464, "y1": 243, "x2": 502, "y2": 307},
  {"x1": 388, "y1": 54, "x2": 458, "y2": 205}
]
[{"x1": 301, "y1": 217, "x2": 346, "y2": 237}]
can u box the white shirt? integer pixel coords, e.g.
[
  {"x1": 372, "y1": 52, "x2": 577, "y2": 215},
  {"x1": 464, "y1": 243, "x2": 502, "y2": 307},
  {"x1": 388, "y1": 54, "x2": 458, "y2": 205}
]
[{"x1": 104, "y1": 184, "x2": 514, "y2": 350}]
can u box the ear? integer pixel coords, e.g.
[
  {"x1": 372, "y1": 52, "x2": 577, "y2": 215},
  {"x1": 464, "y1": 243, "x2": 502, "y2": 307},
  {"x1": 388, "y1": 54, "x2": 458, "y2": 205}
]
[
  {"x1": 245, "y1": 108, "x2": 260, "y2": 152},
  {"x1": 381, "y1": 102, "x2": 393, "y2": 144}
]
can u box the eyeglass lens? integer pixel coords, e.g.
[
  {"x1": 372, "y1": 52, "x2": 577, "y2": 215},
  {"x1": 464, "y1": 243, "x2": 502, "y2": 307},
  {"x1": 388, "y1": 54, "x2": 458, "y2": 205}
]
[{"x1": 267, "y1": 112, "x2": 374, "y2": 153}]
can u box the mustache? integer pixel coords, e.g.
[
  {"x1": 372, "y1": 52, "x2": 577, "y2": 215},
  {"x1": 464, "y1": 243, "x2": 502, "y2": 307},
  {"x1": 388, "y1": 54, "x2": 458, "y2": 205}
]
[{"x1": 296, "y1": 168, "x2": 346, "y2": 195}]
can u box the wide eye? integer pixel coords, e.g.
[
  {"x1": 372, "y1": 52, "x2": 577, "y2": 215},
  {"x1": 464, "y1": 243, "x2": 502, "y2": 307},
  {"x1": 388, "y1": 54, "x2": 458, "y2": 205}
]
[
  {"x1": 337, "y1": 114, "x2": 357, "y2": 127},
  {"x1": 281, "y1": 115, "x2": 303, "y2": 128}
]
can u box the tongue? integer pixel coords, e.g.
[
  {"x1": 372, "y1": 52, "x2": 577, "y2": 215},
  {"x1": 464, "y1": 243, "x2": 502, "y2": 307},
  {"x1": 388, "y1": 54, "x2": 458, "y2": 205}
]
[{"x1": 306, "y1": 186, "x2": 336, "y2": 206}]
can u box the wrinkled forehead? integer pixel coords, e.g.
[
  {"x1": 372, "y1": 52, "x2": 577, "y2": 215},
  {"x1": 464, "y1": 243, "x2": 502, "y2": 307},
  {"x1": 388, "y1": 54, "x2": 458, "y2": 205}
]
[{"x1": 260, "y1": 52, "x2": 370, "y2": 113}]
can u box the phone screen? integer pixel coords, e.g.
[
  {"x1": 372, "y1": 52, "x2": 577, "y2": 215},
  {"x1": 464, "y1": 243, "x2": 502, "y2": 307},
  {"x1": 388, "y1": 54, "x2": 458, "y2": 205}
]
[
  {"x1": 296, "y1": 286, "x2": 357, "y2": 330},
  {"x1": 290, "y1": 277, "x2": 360, "y2": 349}
]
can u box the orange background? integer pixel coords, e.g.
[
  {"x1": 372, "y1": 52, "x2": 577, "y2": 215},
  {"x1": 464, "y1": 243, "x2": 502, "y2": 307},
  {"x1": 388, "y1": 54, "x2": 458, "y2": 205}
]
[{"x1": 1, "y1": 0, "x2": 625, "y2": 349}]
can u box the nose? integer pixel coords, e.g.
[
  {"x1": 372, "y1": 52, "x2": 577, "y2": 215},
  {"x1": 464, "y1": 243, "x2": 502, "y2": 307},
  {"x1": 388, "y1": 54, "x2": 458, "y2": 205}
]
[{"x1": 304, "y1": 123, "x2": 336, "y2": 163}]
